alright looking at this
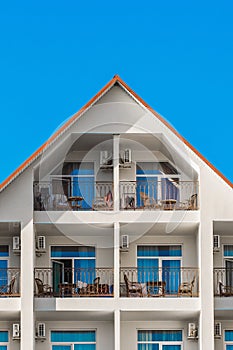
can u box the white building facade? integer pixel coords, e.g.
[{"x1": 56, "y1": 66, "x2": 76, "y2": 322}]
[{"x1": 0, "y1": 75, "x2": 232, "y2": 350}]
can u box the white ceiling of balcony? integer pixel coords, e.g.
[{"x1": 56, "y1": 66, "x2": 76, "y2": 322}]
[
  {"x1": 120, "y1": 222, "x2": 199, "y2": 236},
  {"x1": 35, "y1": 223, "x2": 113, "y2": 237},
  {"x1": 214, "y1": 221, "x2": 233, "y2": 236},
  {"x1": 36, "y1": 310, "x2": 114, "y2": 322},
  {"x1": 121, "y1": 310, "x2": 200, "y2": 322}
]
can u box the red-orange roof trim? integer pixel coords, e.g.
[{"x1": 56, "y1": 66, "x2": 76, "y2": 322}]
[{"x1": 1, "y1": 75, "x2": 232, "y2": 190}]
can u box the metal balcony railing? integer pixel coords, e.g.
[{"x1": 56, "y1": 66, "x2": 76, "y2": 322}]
[
  {"x1": 34, "y1": 267, "x2": 114, "y2": 297},
  {"x1": 34, "y1": 180, "x2": 113, "y2": 211},
  {"x1": 120, "y1": 180, "x2": 199, "y2": 210},
  {"x1": 214, "y1": 268, "x2": 233, "y2": 296},
  {"x1": 120, "y1": 267, "x2": 199, "y2": 297},
  {"x1": 0, "y1": 268, "x2": 20, "y2": 297}
]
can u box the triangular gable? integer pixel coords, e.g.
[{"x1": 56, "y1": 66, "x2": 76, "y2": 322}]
[{"x1": 0, "y1": 75, "x2": 232, "y2": 191}]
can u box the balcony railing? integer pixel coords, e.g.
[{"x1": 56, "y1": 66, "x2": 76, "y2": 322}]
[
  {"x1": 120, "y1": 180, "x2": 199, "y2": 210},
  {"x1": 0, "y1": 268, "x2": 20, "y2": 297},
  {"x1": 120, "y1": 267, "x2": 199, "y2": 297},
  {"x1": 34, "y1": 180, "x2": 113, "y2": 211},
  {"x1": 34, "y1": 267, "x2": 114, "y2": 297},
  {"x1": 214, "y1": 268, "x2": 233, "y2": 296}
]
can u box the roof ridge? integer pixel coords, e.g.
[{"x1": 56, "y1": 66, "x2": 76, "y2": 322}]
[{"x1": 0, "y1": 75, "x2": 232, "y2": 191}]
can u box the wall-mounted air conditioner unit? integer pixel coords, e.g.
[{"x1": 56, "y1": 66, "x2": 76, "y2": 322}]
[
  {"x1": 36, "y1": 236, "x2": 46, "y2": 256},
  {"x1": 120, "y1": 235, "x2": 129, "y2": 251},
  {"x1": 214, "y1": 322, "x2": 222, "y2": 339},
  {"x1": 37, "y1": 236, "x2": 46, "y2": 251},
  {"x1": 36, "y1": 323, "x2": 46, "y2": 341},
  {"x1": 187, "y1": 323, "x2": 198, "y2": 340},
  {"x1": 13, "y1": 236, "x2": 20, "y2": 251},
  {"x1": 12, "y1": 323, "x2": 20, "y2": 340},
  {"x1": 213, "y1": 235, "x2": 220, "y2": 252},
  {"x1": 124, "y1": 149, "x2": 131, "y2": 164},
  {"x1": 100, "y1": 151, "x2": 112, "y2": 167}
]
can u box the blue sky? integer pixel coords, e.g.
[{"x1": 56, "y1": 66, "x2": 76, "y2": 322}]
[{"x1": 0, "y1": 1, "x2": 233, "y2": 184}]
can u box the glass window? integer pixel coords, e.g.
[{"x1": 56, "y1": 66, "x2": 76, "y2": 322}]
[
  {"x1": 224, "y1": 246, "x2": 233, "y2": 257},
  {"x1": 51, "y1": 246, "x2": 95, "y2": 258},
  {"x1": 0, "y1": 331, "x2": 8, "y2": 342},
  {"x1": 138, "y1": 330, "x2": 182, "y2": 350},
  {"x1": 0, "y1": 246, "x2": 9, "y2": 258},
  {"x1": 137, "y1": 246, "x2": 182, "y2": 257},
  {"x1": 51, "y1": 331, "x2": 96, "y2": 350}
]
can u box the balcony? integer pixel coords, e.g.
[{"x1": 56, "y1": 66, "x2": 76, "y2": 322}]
[
  {"x1": 120, "y1": 267, "x2": 199, "y2": 297},
  {"x1": 34, "y1": 180, "x2": 113, "y2": 211},
  {"x1": 34, "y1": 267, "x2": 114, "y2": 297},
  {"x1": 214, "y1": 268, "x2": 233, "y2": 297},
  {"x1": 0, "y1": 268, "x2": 20, "y2": 297},
  {"x1": 120, "y1": 180, "x2": 199, "y2": 211}
]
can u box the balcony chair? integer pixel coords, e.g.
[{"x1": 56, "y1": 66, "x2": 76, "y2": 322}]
[
  {"x1": 219, "y1": 281, "x2": 233, "y2": 297},
  {"x1": 177, "y1": 276, "x2": 196, "y2": 297},
  {"x1": 124, "y1": 274, "x2": 143, "y2": 297},
  {"x1": 0, "y1": 275, "x2": 17, "y2": 297},
  {"x1": 35, "y1": 278, "x2": 53, "y2": 297},
  {"x1": 80, "y1": 277, "x2": 100, "y2": 296},
  {"x1": 53, "y1": 194, "x2": 70, "y2": 211},
  {"x1": 139, "y1": 192, "x2": 159, "y2": 210}
]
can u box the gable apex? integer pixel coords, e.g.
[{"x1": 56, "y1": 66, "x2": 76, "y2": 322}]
[{"x1": 0, "y1": 75, "x2": 232, "y2": 191}]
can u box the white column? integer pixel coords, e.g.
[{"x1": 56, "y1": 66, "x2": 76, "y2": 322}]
[
  {"x1": 113, "y1": 134, "x2": 120, "y2": 211},
  {"x1": 114, "y1": 222, "x2": 120, "y2": 299},
  {"x1": 20, "y1": 220, "x2": 35, "y2": 350},
  {"x1": 199, "y1": 220, "x2": 214, "y2": 350},
  {"x1": 114, "y1": 309, "x2": 120, "y2": 350}
]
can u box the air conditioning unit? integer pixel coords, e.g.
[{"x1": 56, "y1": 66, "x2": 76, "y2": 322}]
[
  {"x1": 13, "y1": 236, "x2": 20, "y2": 251},
  {"x1": 214, "y1": 322, "x2": 222, "y2": 338},
  {"x1": 124, "y1": 149, "x2": 131, "y2": 164},
  {"x1": 100, "y1": 151, "x2": 112, "y2": 166},
  {"x1": 12, "y1": 323, "x2": 20, "y2": 339},
  {"x1": 120, "y1": 235, "x2": 129, "y2": 251},
  {"x1": 37, "y1": 236, "x2": 46, "y2": 251},
  {"x1": 187, "y1": 323, "x2": 198, "y2": 339},
  {"x1": 36, "y1": 323, "x2": 46, "y2": 341},
  {"x1": 213, "y1": 235, "x2": 220, "y2": 252}
]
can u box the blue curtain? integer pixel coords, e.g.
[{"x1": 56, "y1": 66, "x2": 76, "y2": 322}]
[
  {"x1": 162, "y1": 260, "x2": 180, "y2": 294},
  {"x1": 137, "y1": 258, "x2": 158, "y2": 283},
  {"x1": 0, "y1": 332, "x2": 8, "y2": 343},
  {"x1": 138, "y1": 330, "x2": 182, "y2": 342},
  {"x1": 137, "y1": 246, "x2": 182, "y2": 257},
  {"x1": 0, "y1": 261, "x2": 8, "y2": 288},
  {"x1": 51, "y1": 246, "x2": 95, "y2": 258},
  {"x1": 74, "y1": 345, "x2": 96, "y2": 350},
  {"x1": 138, "y1": 345, "x2": 159, "y2": 350},
  {"x1": 226, "y1": 346, "x2": 233, "y2": 350},
  {"x1": 74, "y1": 259, "x2": 96, "y2": 284},
  {"x1": 224, "y1": 245, "x2": 233, "y2": 256},
  {"x1": 71, "y1": 169, "x2": 94, "y2": 209},
  {"x1": 52, "y1": 346, "x2": 71, "y2": 350},
  {"x1": 0, "y1": 347, "x2": 7, "y2": 350},
  {"x1": 163, "y1": 346, "x2": 181, "y2": 350},
  {"x1": 51, "y1": 331, "x2": 95, "y2": 342},
  {"x1": 161, "y1": 179, "x2": 179, "y2": 201},
  {"x1": 225, "y1": 331, "x2": 233, "y2": 341}
]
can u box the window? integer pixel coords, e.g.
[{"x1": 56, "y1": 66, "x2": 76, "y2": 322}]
[
  {"x1": 137, "y1": 245, "x2": 181, "y2": 294},
  {"x1": 51, "y1": 246, "x2": 96, "y2": 293},
  {"x1": 225, "y1": 330, "x2": 233, "y2": 349},
  {"x1": 136, "y1": 162, "x2": 180, "y2": 207},
  {"x1": 138, "y1": 330, "x2": 182, "y2": 350},
  {"x1": 0, "y1": 246, "x2": 9, "y2": 288},
  {"x1": 223, "y1": 246, "x2": 233, "y2": 287},
  {"x1": 51, "y1": 330, "x2": 96, "y2": 350},
  {"x1": 0, "y1": 331, "x2": 8, "y2": 350}
]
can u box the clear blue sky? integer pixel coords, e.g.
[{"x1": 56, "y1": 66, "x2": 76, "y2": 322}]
[{"x1": 0, "y1": 1, "x2": 233, "y2": 184}]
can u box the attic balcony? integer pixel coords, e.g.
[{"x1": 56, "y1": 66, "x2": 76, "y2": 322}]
[{"x1": 33, "y1": 178, "x2": 198, "y2": 212}]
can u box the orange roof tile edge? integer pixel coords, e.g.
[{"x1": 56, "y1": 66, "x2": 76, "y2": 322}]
[{"x1": 1, "y1": 75, "x2": 232, "y2": 190}]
